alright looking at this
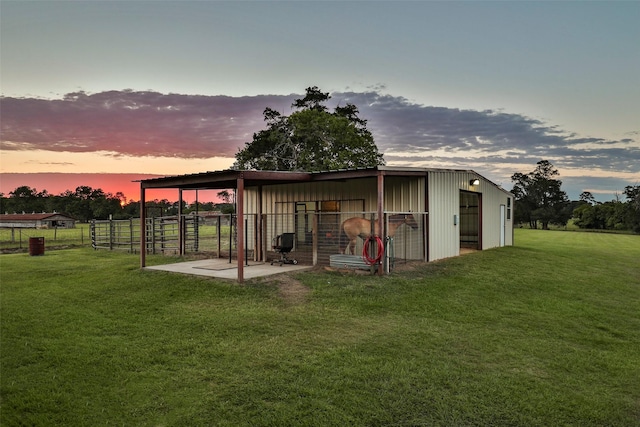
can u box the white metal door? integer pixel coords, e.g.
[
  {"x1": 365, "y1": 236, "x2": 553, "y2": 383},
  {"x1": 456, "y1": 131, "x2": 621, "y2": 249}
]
[{"x1": 500, "y1": 205, "x2": 506, "y2": 247}]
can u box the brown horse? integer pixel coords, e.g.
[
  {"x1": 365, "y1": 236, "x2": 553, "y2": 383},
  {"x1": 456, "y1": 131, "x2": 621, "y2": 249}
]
[{"x1": 341, "y1": 214, "x2": 419, "y2": 255}]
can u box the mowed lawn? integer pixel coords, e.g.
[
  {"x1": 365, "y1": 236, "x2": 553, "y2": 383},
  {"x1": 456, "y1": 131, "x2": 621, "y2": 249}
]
[{"x1": 1, "y1": 229, "x2": 639, "y2": 426}]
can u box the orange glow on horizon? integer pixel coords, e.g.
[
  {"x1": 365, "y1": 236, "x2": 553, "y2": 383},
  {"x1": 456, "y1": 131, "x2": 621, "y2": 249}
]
[{"x1": 0, "y1": 173, "x2": 226, "y2": 204}]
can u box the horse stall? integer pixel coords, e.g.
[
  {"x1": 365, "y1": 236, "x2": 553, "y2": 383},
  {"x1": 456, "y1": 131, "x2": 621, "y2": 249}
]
[
  {"x1": 253, "y1": 172, "x2": 429, "y2": 272},
  {"x1": 139, "y1": 167, "x2": 514, "y2": 282}
]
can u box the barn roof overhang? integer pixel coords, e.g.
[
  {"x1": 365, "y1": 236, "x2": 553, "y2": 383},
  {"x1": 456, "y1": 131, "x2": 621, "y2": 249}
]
[
  {"x1": 138, "y1": 166, "x2": 513, "y2": 196},
  {"x1": 139, "y1": 169, "x2": 313, "y2": 190},
  {"x1": 138, "y1": 167, "x2": 434, "y2": 190}
]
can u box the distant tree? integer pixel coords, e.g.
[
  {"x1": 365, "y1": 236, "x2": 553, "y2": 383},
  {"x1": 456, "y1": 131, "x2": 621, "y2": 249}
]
[
  {"x1": 579, "y1": 191, "x2": 597, "y2": 205},
  {"x1": 234, "y1": 86, "x2": 385, "y2": 172},
  {"x1": 624, "y1": 185, "x2": 640, "y2": 210},
  {"x1": 511, "y1": 160, "x2": 570, "y2": 229},
  {"x1": 2, "y1": 186, "x2": 48, "y2": 214},
  {"x1": 216, "y1": 190, "x2": 235, "y2": 214},
  {"x1": 144, "y1": 199, "x2": 172, "y2": 218},
  {"x1": 572, "y1": 185, "x2": 640, "y2": 232},
  {"x1": 623, "y1": 185, "x2": 640, "y2": 232},
  {"x1": 122, "y1": 200, "x2": 140, "y2": 218},
  {"x1": 217, "y1": 190, "x2": 233, "y2": 204}
]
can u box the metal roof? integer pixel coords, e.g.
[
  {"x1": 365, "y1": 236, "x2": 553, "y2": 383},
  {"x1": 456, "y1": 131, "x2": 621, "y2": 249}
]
[
  {"x1": 138, "y1": 166, "x2": 513, "y2": 195},
  {"x1": 0, "y1": 213, "x2": 76, "y2": 221}
]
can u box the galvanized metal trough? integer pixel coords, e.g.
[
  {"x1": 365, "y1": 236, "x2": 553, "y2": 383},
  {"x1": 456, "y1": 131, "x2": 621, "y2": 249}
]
[{"x1": 329, "y1": 254, "x2": 370, "y2": 270}]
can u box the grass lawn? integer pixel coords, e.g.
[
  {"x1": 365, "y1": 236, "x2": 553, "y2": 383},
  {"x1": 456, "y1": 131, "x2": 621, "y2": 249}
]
[
  {"x1": 0, "y1": 224, "x2": 91, "y2": 252},
  {"x1": 1, "y1": 229, "x2": 639, "y2": 426}
]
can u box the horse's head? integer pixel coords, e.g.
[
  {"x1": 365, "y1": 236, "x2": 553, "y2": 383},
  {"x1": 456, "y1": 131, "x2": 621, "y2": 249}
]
[
  {"x1": 389, "y1": 214, "x2": 419, "y2": 230},
  {"x1": 402, "y1": 214, "x2": 419, "y2": 230}
]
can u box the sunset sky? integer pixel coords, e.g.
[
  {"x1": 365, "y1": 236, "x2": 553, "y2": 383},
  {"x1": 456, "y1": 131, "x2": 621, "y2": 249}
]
[{"x1": 1, "y1": 1, "x2": 639, "y2": 203}]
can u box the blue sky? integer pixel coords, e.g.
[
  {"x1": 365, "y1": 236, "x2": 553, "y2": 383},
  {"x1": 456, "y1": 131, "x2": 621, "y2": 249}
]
[{"x1": 1, "y1": 1, "x2": 639, "y2": 202}]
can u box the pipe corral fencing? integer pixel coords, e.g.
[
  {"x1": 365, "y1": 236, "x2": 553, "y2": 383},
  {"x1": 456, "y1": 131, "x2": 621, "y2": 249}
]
[
  {"x1": 91, "y1": 214, "x2": 232, "y2": 255},
  {"x1": 91, "y1": 212, "x2": 427, "y2": 271}
]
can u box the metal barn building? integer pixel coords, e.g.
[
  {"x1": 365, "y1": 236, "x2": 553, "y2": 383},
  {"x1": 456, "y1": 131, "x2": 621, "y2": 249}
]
[
  {"x1": 139, "y1": 167, "x2": 513, "y2": 281},
  {"x1": 0, "y1": 213, "x2": 76, "y2": 229}
]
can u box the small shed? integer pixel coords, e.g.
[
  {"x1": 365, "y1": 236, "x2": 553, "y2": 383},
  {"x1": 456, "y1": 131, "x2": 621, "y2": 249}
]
[
  {"x1": 139, "y1": 167, "x2": 514, "y2": 282},
  {"x1": 0, "y1": 213, "x2": 77, "y2": 229}
]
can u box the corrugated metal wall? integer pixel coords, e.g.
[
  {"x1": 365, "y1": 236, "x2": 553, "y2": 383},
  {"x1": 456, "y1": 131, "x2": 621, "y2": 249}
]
[
  {"x1": 480, "y1": 180, "x2": 514, "y2": 250},
  {"x1": 245, "y1": 177, "x2": 427, "y2": 263},
  {"x1": 384, "y1": 176, "x2": 425, "y2": 212},
  {"x1": 427, "y1": 171, "x2": 461, "y2": 261},
  {"x1": 247, "y1": 176, "x2": 425, "y2": 213},
  {"x1": 427, "y1": 170, "x2": 513, "y2": 261},
  {"x1": 244, "y1": 170, "x2": 512, "y2": 265}
]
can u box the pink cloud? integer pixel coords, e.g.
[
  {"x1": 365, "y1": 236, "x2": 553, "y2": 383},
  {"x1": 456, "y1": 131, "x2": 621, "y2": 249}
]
[{"x1": 1, "y1": 90, "x2": 289, "y2": 158}]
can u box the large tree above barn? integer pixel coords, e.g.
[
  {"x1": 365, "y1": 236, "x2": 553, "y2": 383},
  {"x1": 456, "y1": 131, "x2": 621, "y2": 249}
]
[{"x1": 233, "y1": 86, "x2": 385, "y2": 171}]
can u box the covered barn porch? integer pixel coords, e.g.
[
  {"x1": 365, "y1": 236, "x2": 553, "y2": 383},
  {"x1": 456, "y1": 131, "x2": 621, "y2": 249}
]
[{"x1": 139, "y1": 168, "x2": 429, "y2": 282}]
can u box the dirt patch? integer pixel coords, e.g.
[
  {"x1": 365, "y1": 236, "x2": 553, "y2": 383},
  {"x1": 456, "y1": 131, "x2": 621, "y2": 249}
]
[
  {"x1": 274, "y1": 275, "x2": 311, "y2": 306},
  {"x1": 386, "y1": 260, "x2": 425, "y2": 273},
  {"x1": 460, "y1": 248, "x2": 479, "y2": 255}
]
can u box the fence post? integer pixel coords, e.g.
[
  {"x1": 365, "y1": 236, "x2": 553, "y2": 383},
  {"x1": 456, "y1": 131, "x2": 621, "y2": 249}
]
[
  {"x1": 229, "y1": 215, "x2": 233, "y2": 264},
  {"x1": 152, "y1": 217, "x2": 156, "y2": 255},
  {"x1": 216, "y1": 216, "x2": 222, "y2": 258},
  {"x1": 261, "y1": 214, "x2": 267, "y2": 263},
  {"x1": 109, "y1": 217, "x2": 114, "y2": 250},
  {"x1": 194, "y1": 214, "x2": 200, "y2": 252},
  {"x1": 312, "y1": 213, "x2": 318, "y2": 266},
  {"x1": 245, "y1": 218, "x2": 248, "y2": 266},
  {"x1": 253, "y1": 214, "x2": 258, "y2": 262}
]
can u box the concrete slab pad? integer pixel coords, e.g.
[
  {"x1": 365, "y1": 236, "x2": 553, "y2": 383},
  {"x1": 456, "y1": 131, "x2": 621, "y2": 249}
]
[{"x1": 144, "y1": 258, "x2": 311, "y2": 280}]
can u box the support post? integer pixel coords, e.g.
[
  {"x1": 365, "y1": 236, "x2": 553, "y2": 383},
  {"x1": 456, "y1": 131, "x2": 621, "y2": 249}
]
[
  {"x1": 178, "y1": 189, "x2": 184, "y2": 256},
  {"x1": 377, "y1": 171, "x2": 385, "y2": 275},
  {"x1": 256, "y1": 186, "x2": 263, "y2": 261},
  {"x1": 312, "y1": 213, "x2": 318, "y2": 266},
  {"x1": 140, "y1": 186, "x2": 146, "y2": 268},
  {"x1": 216, "y1": 215, "x2": 222, "y2": 258},
  {"x1": 424, "y1": 173, "x2": 429, "y2": 262},
  {"x1": 237, "y1": 175, "x2": 245, "y2": 283},
  {"x1": 261, "y1": 214, "x2": 267, "y2": 263},
  {"x1": 245, "y1": 218, "x2": 249, "y2": 266}
]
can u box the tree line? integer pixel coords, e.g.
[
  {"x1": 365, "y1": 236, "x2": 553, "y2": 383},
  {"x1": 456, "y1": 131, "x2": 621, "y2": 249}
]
[
  {"x1": 0, "y1": 186, "x2": 233, "y2": 223},
  {"x1": 511, "y1": 160, "x2": 640, "y2": 233},
  {"x1": 3, "y1": 159, "x2": 637, "y2": 232}
]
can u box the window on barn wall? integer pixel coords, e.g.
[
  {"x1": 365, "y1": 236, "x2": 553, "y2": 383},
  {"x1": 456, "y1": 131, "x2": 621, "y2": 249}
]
[
  {"x1": 320, "y1": 201, "x2": 339, "y2": 212},
  {"x1": 507, "y1": 197, "x2": 512, "y2": 220}
]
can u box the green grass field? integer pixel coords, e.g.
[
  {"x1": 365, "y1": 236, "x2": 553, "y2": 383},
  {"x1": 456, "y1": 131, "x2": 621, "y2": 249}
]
[
  {"x1": 0, "y1": 224, "x2": 91, "y2": 252},
  {"x1": 1, "y1": 229, "x2": 639, "y2": 426}
]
